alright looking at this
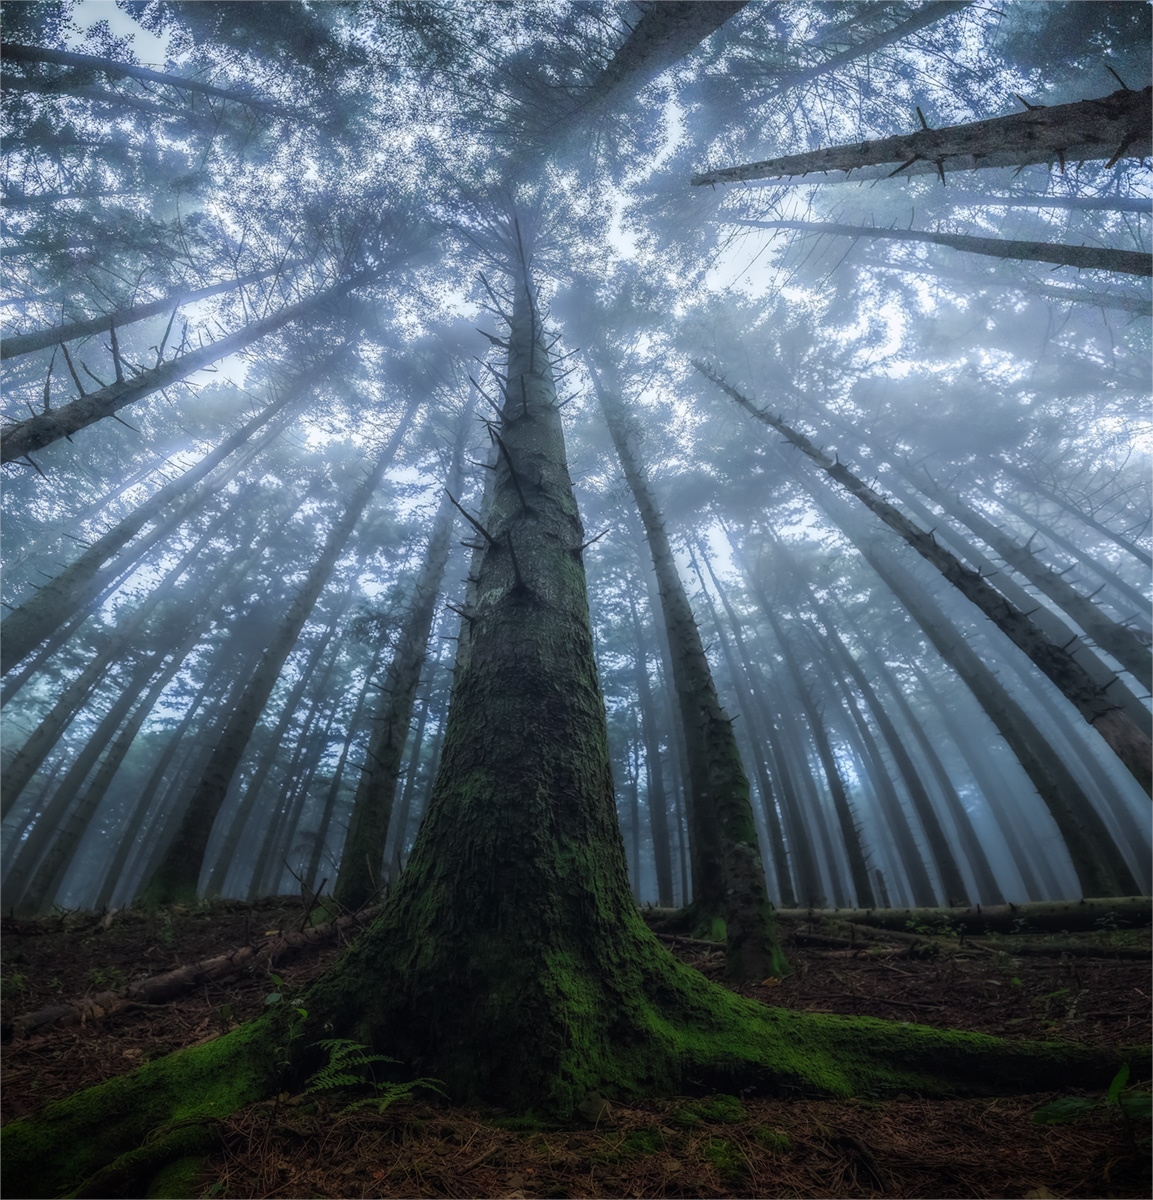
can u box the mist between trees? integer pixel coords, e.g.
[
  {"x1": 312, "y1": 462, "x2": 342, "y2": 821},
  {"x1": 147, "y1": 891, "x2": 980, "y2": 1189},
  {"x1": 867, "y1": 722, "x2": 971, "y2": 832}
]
[{"x1": 0, "y1": 0, "x2": 1150, "y2": 1136}]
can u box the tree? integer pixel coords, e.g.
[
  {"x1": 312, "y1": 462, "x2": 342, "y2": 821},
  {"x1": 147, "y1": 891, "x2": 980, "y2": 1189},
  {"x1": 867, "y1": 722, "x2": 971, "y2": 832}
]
[
  {"x1": 691, "y1": 85, "x2": 1152, "y2": 186},
  {"x1": 589, "y1": 357, "x2": 784, "y2": 978},
  {"x1": 695, "y1": 360, "x2": 1153, "y2": 793}
]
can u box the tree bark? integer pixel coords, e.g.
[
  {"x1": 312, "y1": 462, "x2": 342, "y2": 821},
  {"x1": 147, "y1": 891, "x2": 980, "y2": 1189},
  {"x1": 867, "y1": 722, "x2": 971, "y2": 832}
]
[
  {"x1": 692, "y1": 86, "x2": 1152, "y2": 186},
  {"x1": 1, "y1": 272, "x2": 376, "y2": 463},
  {"x1": 696, "y1": 361, "x2": 1153, "y2": 792},
  {"x1": 590, "y1": 360, "x2": 784, "y2": 978},
  {"x1": 729, "y1": 217, "x2": 1152, "y2": 277}
]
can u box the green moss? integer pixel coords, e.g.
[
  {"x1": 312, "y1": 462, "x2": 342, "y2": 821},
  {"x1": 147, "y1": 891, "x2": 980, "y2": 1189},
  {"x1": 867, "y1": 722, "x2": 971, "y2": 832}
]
[
  {"x1": 621, "y1": 1126, "x2": 664, "y2": 1155},
  {"x1": 1, "y1": 1018, "x2": 279, "y2": 1199},
  {"x1": 751, "y1": 1126, "x2": 791, "y2": 1152},
  {"x1": 705, "y1": 1136, "x2": 746, "y2": 1180},
  {"x1": 145, "y1": 1154, "x2": 206, "y2": 1199}
]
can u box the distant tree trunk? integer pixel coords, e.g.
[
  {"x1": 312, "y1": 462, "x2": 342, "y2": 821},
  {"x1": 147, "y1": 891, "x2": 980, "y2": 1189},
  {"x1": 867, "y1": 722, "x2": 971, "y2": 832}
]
[
  {"x1": 90, "y1": 663, "x2": 219, "y2": 911},
  {"x1": 590, "y1": 361, "x2": 783, "y2": 978},
  {"x1": 136, "y1": 400, "x2": 418, "y2": 907},
  {"x1": 333, "y1": 410, "x2": 466, "y2": 910},
  {"x1": 685, "y1": 546, "x2": 804, "y2": 907},
  {"x1": 992, "y1": 488, "x2": 1152, "y2": 617},
  {"x1": 0, "y1": 382, "x2": 303, "y2": 673},
  {"x1": 728, "y1": 218, "x2": 1152, "y2": 278},
  {"x1": 876, "y1": 471, "x2": 1151, "y2": 734},
  {"x1": 774, "y1": 614, "x2": 893, "y2": 905},
  {"x1": 4, "y1": 650, "x2": 165, "y2": 912},
  {"x1": 997, "y1": 461, "x2": 1153, "y2": 571},
  {"x1": 202, "y1": 585, "x2": 355, "y2": 898},
  {"x1": 1, "y1": 41, "x2": 303, "y2": 120},
  {"x1": 0, "y1": 508, "x2": 232, "y2": 816},
  {"x1": 625, "y1": 589, "x2": 676, "y2": 907},
  {"x1": 304, "y1": 638, "x2": 391, "y2": 894},
  {"x1": 909, "y1": 466, "x2": 1152, "y2": 684},
  {"x1": 829, "y1": 668, "x2": 940, "y2": 907},
  {"x1": 17, "y1": 617, "x2": 209, "y2": 913},
  {"x1": 909, "y1": 660, "x2": 1051, "y2": 902},
  {"x1": 857, "y1": 255, "x2": 1153, "y2": 316},
  {"x1": 1, "y1": 271, "x2": 379, "y2": 463},
  {"x1": 692, "y1": 86, "x2": 1152, "y2": 185},
  {"x1": 696, "y1": 361, "x2": 1153, "y2": 793},
  {"x1": 852, "y1": 526, "x2": 1141, "y2": 898},
  {"x1": 1, "y1": 264, "x2": 296, "y2": 359},
  {"x1": 933, "y1": 192, "x2": 1153, "y2": 215}
]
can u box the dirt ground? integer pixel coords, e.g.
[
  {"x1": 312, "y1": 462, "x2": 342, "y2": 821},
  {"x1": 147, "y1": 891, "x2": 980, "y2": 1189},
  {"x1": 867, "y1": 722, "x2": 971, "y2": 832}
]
[{"x1": 1, "y1": 898, "x2": 1149, "y2": 1199}]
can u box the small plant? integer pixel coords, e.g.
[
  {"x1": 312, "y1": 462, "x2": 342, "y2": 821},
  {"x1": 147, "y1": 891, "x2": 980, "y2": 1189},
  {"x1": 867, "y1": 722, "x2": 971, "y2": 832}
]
[
  {"x1": 304, "y1": 1037, "x2": 444, "y2": 1113},
  {"x1": 1, "y1": 971, "x2": 28, "y2": 1004},
  {"x1": 1033, "y1": 1064, "x2": 1151, "y2": 1126},
  {"x1": 84, "y1": 966, "x2": 128, "y2": 992}
]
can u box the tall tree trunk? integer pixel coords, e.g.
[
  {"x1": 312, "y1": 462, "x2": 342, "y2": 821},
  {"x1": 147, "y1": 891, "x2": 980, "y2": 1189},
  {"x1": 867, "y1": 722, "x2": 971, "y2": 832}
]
[
  {"x1": 908, "y1": 466, "x2": 1152, "y2": 684},
  {"x1": 851, "y1": 525, "x2": 1140, "y2": 897},
  {"x1": 202, "y1": 585, "x2": 354, "y2": 898},
  {"x1": 1, "y1": 41, "x2": 303, "y2": 120},
  {"x1": 691, "y1": 85, "x2": 1152, "y2": 185},
  {"x1": 1, "y1": 264, "x2": 296, "y2": 359},
  {"x1": 1, "y1": 272, "x2": 378, "y2": 463},
  {"x1": 696, "y1": 361, "x2": 1153, "y2": 792},
  {"x1": 686, "y1": 544, "x2": 813, "y2": 908},
  {"x1": 136, "y1": 399, "x2": 418, "y2": 906},
  {"x1": 17, "y1": 618, "x2": 209, "y2": 913},
  {"x1": 625, "y1": 590, "x2": 676, "y2": 907},
  {"x1": 0, "y1": 509, "x2": 233, "y2": 816},
  {"x1": 728, "y1": 218, "x2": 1152, "y2": 278},
  {"x1": 333, "y1": 408, "x2": 467, "y2": 910},
  {"x1": 590, "y1": 361, "x2": 783, "y2": 978}
]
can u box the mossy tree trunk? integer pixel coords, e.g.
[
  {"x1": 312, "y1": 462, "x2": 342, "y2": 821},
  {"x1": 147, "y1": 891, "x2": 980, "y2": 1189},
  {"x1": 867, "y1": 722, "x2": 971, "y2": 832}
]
[{"x1": 587, "y1": 359, "x2": 785, "y2": 979}]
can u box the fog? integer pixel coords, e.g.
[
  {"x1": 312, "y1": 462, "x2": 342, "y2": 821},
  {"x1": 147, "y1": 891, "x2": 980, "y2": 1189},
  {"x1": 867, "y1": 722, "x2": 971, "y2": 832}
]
[{"x1": 1, "y1": 0, "x2": 1149, "y2": 917}]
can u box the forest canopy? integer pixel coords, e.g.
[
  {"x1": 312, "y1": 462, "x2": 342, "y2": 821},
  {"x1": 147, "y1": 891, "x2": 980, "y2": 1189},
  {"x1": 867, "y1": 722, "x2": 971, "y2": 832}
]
[{"x1": 1, "y1": 1, "x2": 1152, "y2": 1193}]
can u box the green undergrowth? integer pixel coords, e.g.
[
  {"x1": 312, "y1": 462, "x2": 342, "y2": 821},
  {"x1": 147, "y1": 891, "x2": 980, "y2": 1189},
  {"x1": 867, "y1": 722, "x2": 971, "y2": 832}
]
[{"x1": 0, "y1": 1017, "x2": 281, "y2": 1199}]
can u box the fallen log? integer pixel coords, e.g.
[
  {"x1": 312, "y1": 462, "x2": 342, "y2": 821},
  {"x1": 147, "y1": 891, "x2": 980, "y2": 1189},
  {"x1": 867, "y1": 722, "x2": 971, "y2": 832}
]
[{"x1": 4, "y1": 903, "x2": 382, "y2": 1040}]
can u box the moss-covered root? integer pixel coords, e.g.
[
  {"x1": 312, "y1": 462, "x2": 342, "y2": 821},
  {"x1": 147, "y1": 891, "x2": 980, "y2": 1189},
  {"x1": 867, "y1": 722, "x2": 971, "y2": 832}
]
[{"x1": 0, "y1": 1017, "x2": 280, "y2": 1199}]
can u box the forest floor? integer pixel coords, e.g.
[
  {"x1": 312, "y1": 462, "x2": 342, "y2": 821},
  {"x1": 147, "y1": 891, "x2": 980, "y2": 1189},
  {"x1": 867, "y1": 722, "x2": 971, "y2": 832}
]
[{"x1": 1, "y1": 897, "x2": 1149, "y2": 1200}]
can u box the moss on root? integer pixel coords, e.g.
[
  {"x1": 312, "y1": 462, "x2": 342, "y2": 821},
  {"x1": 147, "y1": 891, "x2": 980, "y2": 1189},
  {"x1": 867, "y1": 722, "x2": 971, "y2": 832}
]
[{"x1": 1, "y1": 1017, "x2": 280, "y2": 1199}]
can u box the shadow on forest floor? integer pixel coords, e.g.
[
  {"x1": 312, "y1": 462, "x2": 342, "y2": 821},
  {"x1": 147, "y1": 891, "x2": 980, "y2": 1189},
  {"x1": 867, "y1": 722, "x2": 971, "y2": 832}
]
[{"x1": 2, "y1": 898, "x2": 1149, "y2": 1198}]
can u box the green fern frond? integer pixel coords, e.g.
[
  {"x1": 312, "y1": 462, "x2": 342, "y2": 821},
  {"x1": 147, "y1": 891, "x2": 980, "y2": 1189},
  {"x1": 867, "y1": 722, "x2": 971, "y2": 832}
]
[{"x1": 303, "y1": 1038, "x2": 400, "y2": 1095}]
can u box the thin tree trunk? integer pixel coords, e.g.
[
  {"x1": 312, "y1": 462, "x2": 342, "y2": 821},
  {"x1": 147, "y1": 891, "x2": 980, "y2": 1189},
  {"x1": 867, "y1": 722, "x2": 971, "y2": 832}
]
[
  {"x1": 0, "y1": 509, "x2": 232, "y2": 815},
  {"x1": 909, "y1": 466, "x2": 1153, "y2": 684},
  {"x1": 685, "y1": 545, "x2": 807, "y2": 908},
  {"x1": 2, "y1": 264, "x2": 298, "y2": 360},
  {"x1": 333, "y1": 409, "x2": 467, "y2": 910},
  {"x1": 202, "y1": 584, "x2": 354, "y2": 898},
  {"x1": 136, "y1": 400, "x2": 418, "y2": 906},
  {"x1": 853, "y1": 529, "x2": 1141, "y2": 897},
  {"x1": 625, "y1": 590, "x2": 676, "y2": 907},
  {"x1": 1, "y1": 41, "x2": 303, "y2": 120},
  {"x1": 1, "y1": 273, "x2": 377, "y2": 463},
  {"x1": 728, "y1": 218, "x2": 1152, "y2": 277},
  {"x1": 590, "y1": 360, "x2": 782, "y2": 978},
  {"x1": 696, "y1": 361, "x2": 1153, "y2": 791},
  {"x1": 18, "y1": 619, "x2": 209, "y2": 913},
  {"x1": 692, "y1": 86, "x2": 1152, "y2": 185},
  {"x1": 0, "y1": 384, "x2": 302, "y2": 673},
  {"x1": 992, "y1": 489, "x2": 1151, "y2": 621}
]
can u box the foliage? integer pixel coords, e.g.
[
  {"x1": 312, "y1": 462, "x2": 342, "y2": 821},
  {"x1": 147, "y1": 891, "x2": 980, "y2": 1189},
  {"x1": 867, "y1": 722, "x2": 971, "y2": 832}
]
[{"x1": 303, "y1": 1037, "x2": 444, "y2": 1114}]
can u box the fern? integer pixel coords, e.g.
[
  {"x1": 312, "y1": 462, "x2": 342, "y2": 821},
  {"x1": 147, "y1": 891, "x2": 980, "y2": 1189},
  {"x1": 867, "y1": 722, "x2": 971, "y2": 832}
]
[{"x1": 303, "y1": 1038, "x2": 444, "y2": 1113}]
